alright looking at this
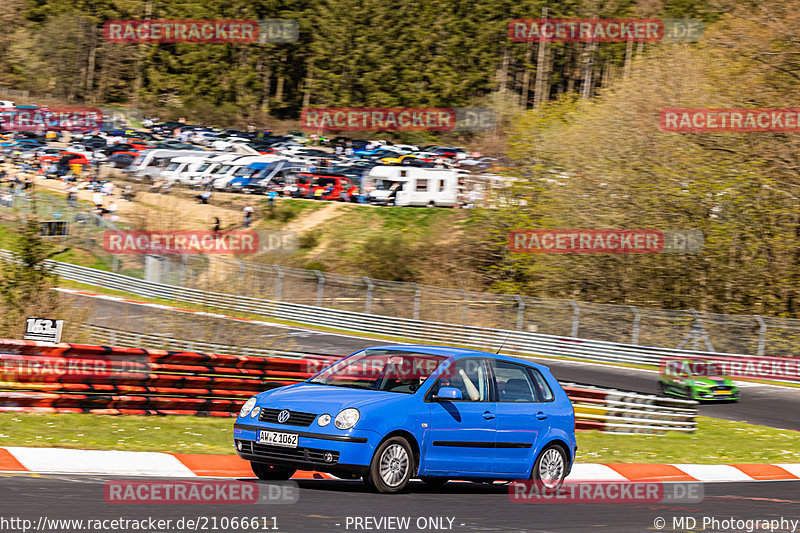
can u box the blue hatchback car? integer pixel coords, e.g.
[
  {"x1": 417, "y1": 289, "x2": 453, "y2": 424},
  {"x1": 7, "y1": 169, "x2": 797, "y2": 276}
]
[{"x1": 233, "y1": 345, "x2": 576, "y2": 493}]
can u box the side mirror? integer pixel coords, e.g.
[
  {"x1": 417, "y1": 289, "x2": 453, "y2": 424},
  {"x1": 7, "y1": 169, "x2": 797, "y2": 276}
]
[{"x1": 433, "y1": 387, "x2": 462, "y2": 401}]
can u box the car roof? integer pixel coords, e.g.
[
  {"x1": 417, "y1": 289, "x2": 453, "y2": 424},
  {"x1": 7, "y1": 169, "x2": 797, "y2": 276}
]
[{"x1": 360, "y1": 344, "x2": 550, "y2": 371}]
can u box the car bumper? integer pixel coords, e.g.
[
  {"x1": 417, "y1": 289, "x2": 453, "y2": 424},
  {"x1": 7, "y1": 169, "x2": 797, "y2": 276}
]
[
  {"x1": 694, "y1": 391, "x2": 740, "y2": 401},
  {"x1": 233, "y1": 422, "x2": 378, "y2": 476}
]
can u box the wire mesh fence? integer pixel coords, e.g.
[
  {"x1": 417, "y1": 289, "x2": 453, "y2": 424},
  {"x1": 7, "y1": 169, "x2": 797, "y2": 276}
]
[{"x1": 132, "y1": 255, "x2": 800, "y2": 357}]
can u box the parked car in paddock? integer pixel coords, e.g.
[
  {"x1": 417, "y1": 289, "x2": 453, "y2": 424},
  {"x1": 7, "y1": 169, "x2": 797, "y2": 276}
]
[
  {"x1": 211, "y1": 155, "x2": 273, "y2": 190},
  {"x1": 107, "y1": 152, "x2": 137, "y2": 169},
  {"x1": 234, "y1": 345, "x2": 576, "y2": 493},
  {"x1": 236, "y1": 160, "x2": 308, "y2": 194},
  {"x1": 658, "y1": 358, "x2": 739, "y2": 402}
]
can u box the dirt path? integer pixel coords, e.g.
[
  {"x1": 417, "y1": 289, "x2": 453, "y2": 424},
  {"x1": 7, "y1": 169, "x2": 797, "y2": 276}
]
[{"x1": 284, "y1": 201, "x2": 348, "y2": 233}]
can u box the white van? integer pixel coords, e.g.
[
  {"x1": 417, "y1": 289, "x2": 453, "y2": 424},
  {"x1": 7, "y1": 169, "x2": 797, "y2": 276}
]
[
  {"x1": 211, "y1": 155, "x2": 272, "y2": 190},
  {"x1": 129, "y1": 149, "x2": 209, "y2": 182},
  {"x1": 366, "y1": 166, "x2": 461, "y2": 207},
  {"x1": 159, "y1": 154, "x2": 211, "y2": 185}
]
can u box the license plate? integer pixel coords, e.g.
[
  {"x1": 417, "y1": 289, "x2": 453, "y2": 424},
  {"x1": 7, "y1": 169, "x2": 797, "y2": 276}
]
[
  {"x1": 713, "y1": 390, "x2": 730, "y2": 395},
  {"x1": 257, "y1": 431, "x2": 298, "y2": 448}
]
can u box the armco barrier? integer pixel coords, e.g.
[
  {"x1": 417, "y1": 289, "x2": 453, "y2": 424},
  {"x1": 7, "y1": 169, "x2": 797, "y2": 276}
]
[
  {"x1": 0, "y1": 337, "x2": 697, "y2": 433},
  {"x1": 2, "y1": 251, "x2": 784, "y2": 371}
]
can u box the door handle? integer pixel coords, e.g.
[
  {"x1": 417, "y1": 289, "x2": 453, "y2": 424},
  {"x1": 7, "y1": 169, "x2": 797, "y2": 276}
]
[
  {"x1": 483, "y1": 411, "x2": 495, "y2": 420},
  {"x1": 536, "y1": 411, "x2": 547, "y2": 420}
]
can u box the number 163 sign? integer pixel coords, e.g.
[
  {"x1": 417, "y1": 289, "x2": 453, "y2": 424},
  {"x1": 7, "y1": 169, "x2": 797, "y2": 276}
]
[{"x1": 24, "y1": 318, "x2": 64, "y2": 343}]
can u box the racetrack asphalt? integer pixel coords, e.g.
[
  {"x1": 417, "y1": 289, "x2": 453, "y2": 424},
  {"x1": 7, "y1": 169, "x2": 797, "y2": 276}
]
[
  {"x1": 0, "y1": 473, "x2": 798, "y2": 533},
  {"x1": 80, "y1": 294, "x2": 800, "y2": 431}
]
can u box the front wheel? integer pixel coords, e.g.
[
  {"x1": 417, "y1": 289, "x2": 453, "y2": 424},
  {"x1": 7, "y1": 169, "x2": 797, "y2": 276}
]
[
  {"x1": 365, "y1": 436, "x2": 414, "y2": 493},
  {"x1": 532, "y1": 445, "x2": 567, "y2": 492},
  {"x1": 250, "y1": 462, "x2": 296, "y2": 481}
]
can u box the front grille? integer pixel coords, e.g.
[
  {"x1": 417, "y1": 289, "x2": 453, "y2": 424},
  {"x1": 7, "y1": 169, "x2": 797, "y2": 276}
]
[
  {"x1": 259, "y1": 408, "x2": 317, "y2": 427},
  {"x1": 710, "y1": 386, "x2": 732, "y2": 392},
  {"x1": 250, "y1": 442, "x2": 339, "y2": 464}
]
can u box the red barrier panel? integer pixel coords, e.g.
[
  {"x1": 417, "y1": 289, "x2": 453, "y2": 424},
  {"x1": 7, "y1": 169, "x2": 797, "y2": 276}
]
[{"x1": 0, "y1": 338, "x2": 340, "y2": 415}]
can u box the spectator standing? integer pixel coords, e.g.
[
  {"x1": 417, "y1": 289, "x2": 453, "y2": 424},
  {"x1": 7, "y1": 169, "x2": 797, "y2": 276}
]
[
  {"x1": 108, "y1": 201, "x2": 119, "y2": 221},
  {"x1": 93, "y1": 191, "x2": 103, "y2": 207},
  {"x1": 66, "y1": 184, "x2": 78, "y2": 207},
  {"x1": 243, "y1": 204, "x2": 254, "y2": 228},
  {"x1": 213, "y1": 217, "x2": 221, "y2": 233},
  {"x1": 267, "y1": 190, "x2": 277, "y2": 207}
]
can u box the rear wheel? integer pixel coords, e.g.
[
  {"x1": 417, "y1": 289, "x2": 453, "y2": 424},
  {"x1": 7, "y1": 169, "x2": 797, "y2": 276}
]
[
  {"x1": 364, "y1": 436, "x2": 414, "y2": 493},
  {"x1": 250, "y1": 462, "x2": 296, "y2": 481},
  {"x1": 532, "y1": 445, "x2": 567, "y2": 492}
]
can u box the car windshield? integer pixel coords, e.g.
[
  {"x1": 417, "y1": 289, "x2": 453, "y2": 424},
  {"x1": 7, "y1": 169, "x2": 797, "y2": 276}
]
[
  {"x1": 690, "y1": 361, "x2": 724, "y2": 377},
  {"x1": 308, "y1": 350, "x2": 447, "y2": 394}
]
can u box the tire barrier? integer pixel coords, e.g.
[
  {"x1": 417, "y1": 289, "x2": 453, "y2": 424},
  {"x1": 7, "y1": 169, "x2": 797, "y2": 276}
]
[
  {"x1": 0, "y1": 338, "x2": 698, "y2": 433},
  {"x1": 565, "y1": 382, "x2": 697, "y2": 434},
  {"x1": 0, "y1": 338, "x2": 339, "y2": 416}
]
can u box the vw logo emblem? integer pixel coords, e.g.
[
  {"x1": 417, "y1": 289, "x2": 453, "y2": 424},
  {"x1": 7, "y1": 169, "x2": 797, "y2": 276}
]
[{"x1": 277, "y1": 410, "x2": 291, "y2": 423}]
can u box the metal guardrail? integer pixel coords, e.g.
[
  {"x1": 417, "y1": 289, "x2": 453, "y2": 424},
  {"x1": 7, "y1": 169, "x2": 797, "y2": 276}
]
[
  {"x1": 76, "y1": 325, "x2": 700, "y2": 434},
  {"x1": 2, "y1": 252, "x2": 771, "y2": 369},
  {"x1": 80, "y1": 324, "x2": 333, "y2": 360}
]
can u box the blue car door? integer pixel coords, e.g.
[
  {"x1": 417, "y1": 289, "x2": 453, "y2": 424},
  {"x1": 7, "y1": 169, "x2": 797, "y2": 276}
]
[
  {"x1": 423, "y1": 358, "x2": 496, "y2": 474},
  {"x1": 489, "y1": 360, "x2": 548, "y2": 476}
]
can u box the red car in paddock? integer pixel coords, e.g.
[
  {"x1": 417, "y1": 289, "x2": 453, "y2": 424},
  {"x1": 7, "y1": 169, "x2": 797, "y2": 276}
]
[{"x1": 295, "y1": 172, "x2": 358, "y2": 200}]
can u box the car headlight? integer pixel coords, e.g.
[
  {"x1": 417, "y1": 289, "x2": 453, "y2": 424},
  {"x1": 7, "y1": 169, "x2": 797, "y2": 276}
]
[
  {"x1": 334, "y1": 408, "x2": 360, "y2": 430},
  {"x1": 239, "y1": 397, "x2": 257, "y2": 418},
  {"x1": 250, "y1": 406, "x2": 261, "y2": 419},
  {"x1": 317, "y1": 414, "x2": 331, "y2": 427}
]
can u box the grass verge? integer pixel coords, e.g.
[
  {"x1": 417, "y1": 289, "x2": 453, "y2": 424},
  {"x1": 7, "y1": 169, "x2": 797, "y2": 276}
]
[{"x1": 0, "y1": 413, "x2": 796, "y2": 463}]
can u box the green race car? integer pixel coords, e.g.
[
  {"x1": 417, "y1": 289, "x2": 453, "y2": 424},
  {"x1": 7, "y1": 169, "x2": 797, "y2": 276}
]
[{"x1": 658, "y1": 358, "x2": 740, "y2": 401}]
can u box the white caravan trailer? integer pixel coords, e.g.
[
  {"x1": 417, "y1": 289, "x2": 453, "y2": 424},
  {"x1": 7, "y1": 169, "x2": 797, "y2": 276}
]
[
  {"x1": 366, "y1": 166, "x2": 461, "y2": 207},
  {"x1": 128, "y1": 149, "x2": 209, "y2": 181}
]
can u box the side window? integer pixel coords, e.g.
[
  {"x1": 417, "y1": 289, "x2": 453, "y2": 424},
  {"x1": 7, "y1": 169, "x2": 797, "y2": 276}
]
[
  {"x1": 416, "y1": 179, "x2": 428, "y2": 192},
  {"x1": 430, "y1": 359, "x2": 489, "y2": 401},
  {"x1": 528, "y1": 368, "x2": 555, "y2": 402},
  {"x1": 492, "y1": 361, "x2": 537, "y2": 402}
]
